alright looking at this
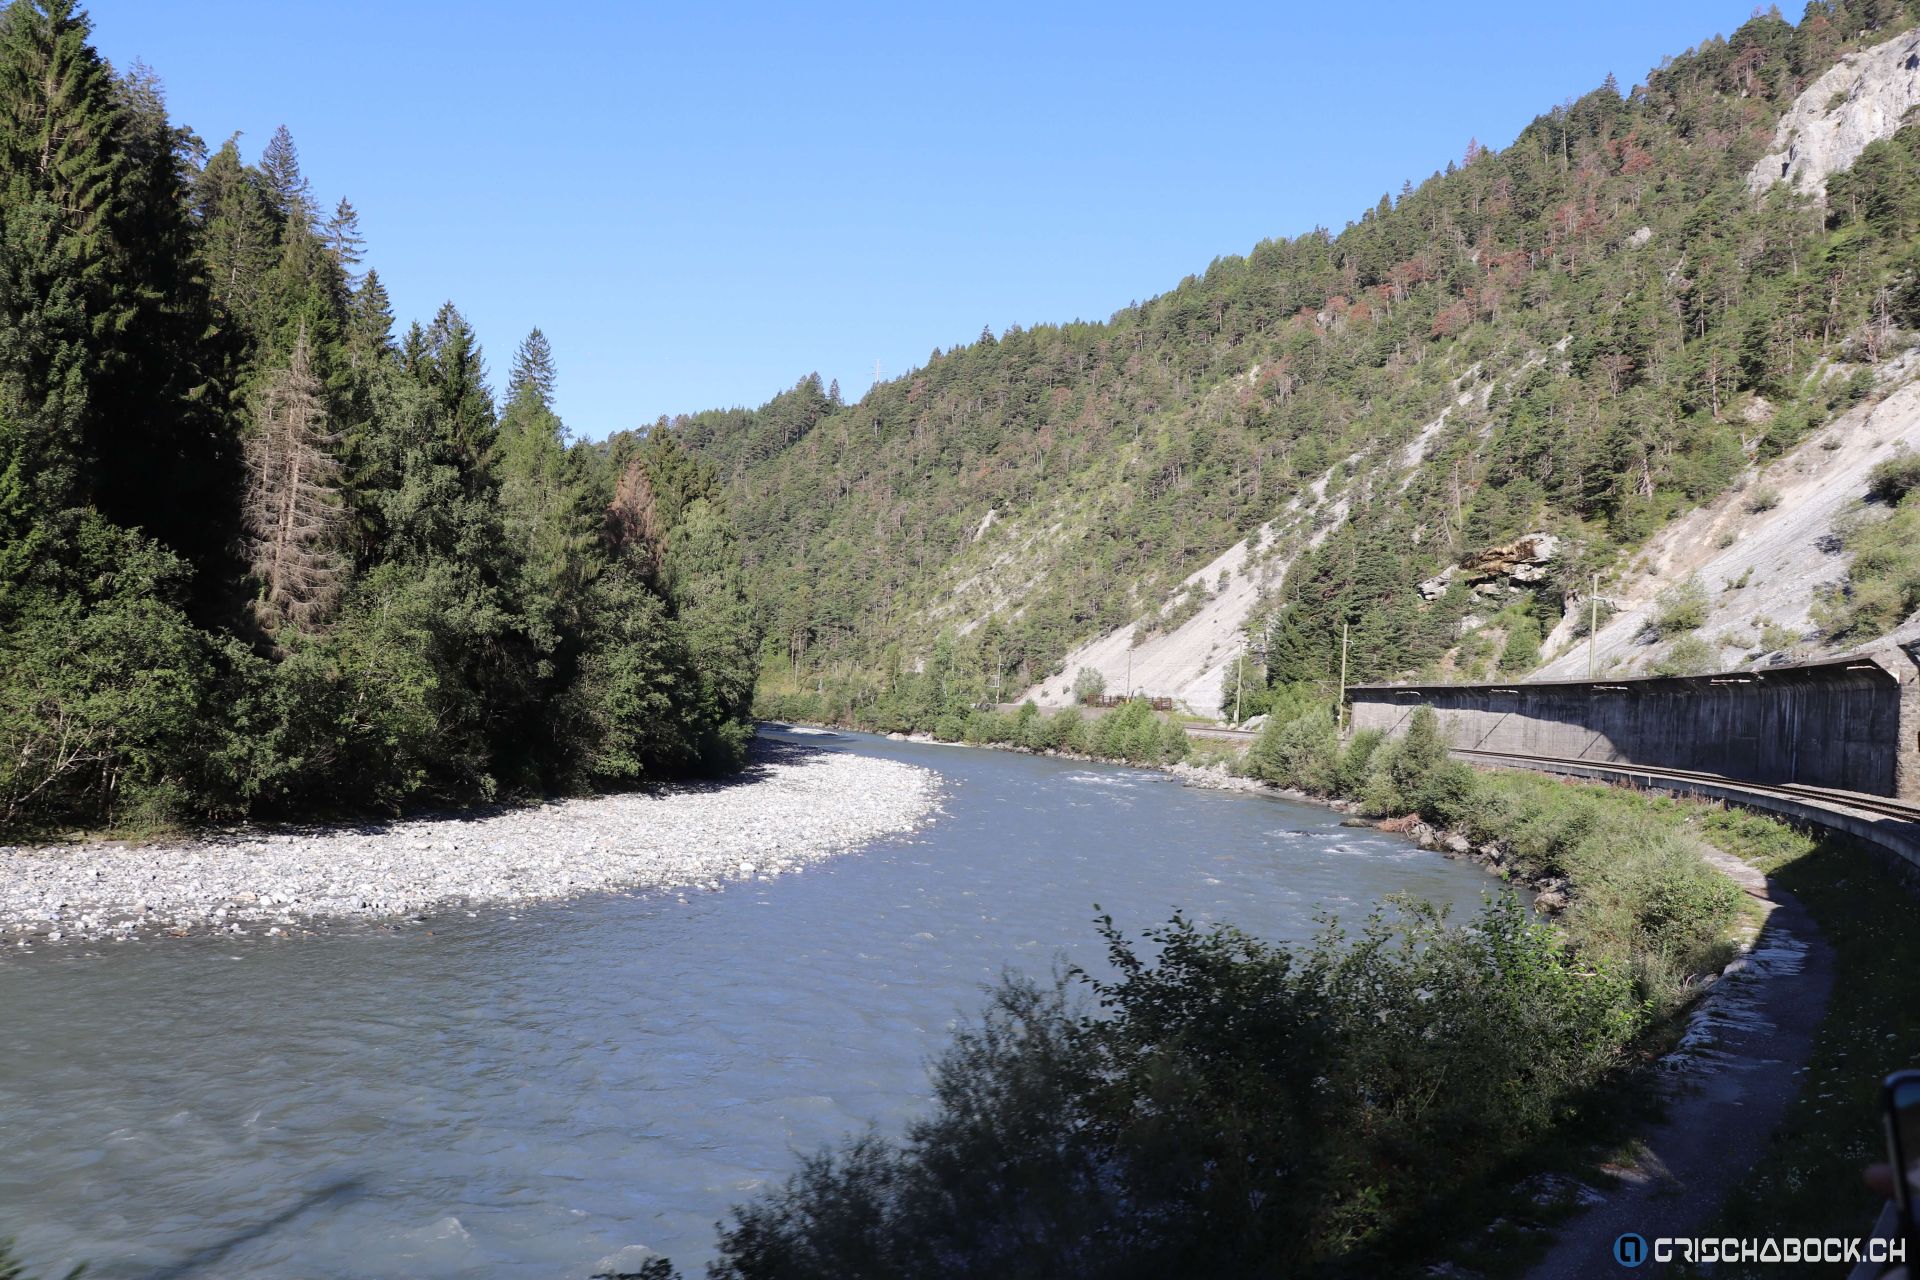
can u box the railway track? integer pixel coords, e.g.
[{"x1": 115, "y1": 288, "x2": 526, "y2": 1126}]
[
  {"x1": 1452, "y1": 748, "x2": 1920, "y2": 825},
  {"x1": 1179, "y1": 727, "x2": 1920, "y2": 837},
  {"x1": 1182, "y1": 723, "x2": 1258, "y2": 742}
]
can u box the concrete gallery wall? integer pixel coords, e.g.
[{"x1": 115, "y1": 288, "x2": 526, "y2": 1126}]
[{"x1": 1347, "y1": 650, "x2": 1920, "y2": 798}]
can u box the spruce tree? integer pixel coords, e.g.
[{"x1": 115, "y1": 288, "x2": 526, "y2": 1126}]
[
  {"x1": 0, "y1": 1, "x2": 236, "y2": 602},
  {"x1": 497, "y1": 331, "x2": 603, "y2": 640},
  {"x1": 421, "y1": 301, "x2": 496, "y2": 478},
  {"x1": 347, "y1": 270, "x2": 393, "y2": 362},
  {"x1": 193, "y1": 134, "x2": 277, "y2": 334},
  {"x1": 0, "y1": 0, "x2": 128, "y2": 547},
  {"x1": 100, "y1": 57, "x2": 237, "y2": 589},
  {"x1": 507, "y1": 327, "x2": 557, "y2": 411},
  {"x1": 258, "y1": 123, "x2": 311, "y2": 222},
  {"x1": 323, "y1": 196, "x2": 364, "y2": 285}
]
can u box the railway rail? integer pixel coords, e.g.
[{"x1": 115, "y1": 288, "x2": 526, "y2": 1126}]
[{"x1": 1451, "y1": 748, "x2": 1920, "y2": 824}]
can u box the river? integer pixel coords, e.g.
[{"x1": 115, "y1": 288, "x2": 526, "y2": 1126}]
[{"x1": 0, "y1": 729, "x2": 1506, "y2": 1278}]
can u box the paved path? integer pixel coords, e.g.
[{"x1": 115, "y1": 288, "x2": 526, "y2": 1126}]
[{"x1": 1525, "y1": 856, "x2": 1834, "y2": 1278}]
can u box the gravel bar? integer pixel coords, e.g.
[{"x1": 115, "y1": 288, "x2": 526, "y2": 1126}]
[{"x1": 0, "y1": 740, "x2": 941, "y2": 947}]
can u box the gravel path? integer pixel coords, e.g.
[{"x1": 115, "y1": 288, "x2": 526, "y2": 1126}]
[
  {"x1": 1524, "y1": 854, "x2": 1835, "y2": 1278},
  {"x1": 0, "y1": 740, "x2": 941, "y2": 947}
]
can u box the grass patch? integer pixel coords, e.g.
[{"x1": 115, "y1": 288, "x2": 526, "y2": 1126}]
[{"x1": 1810, "y1": 497, "x2": 1920, "y2": 643}]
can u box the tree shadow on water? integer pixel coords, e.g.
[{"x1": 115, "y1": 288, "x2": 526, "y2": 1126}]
[{"x1": 138, "y1": 1177, "x2": 365, "y2": 1279}]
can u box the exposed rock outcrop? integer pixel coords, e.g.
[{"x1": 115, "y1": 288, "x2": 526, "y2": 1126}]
[
  {"x1": 1419, "y1": 532, "x2": 1559, "y2": 600},
  {"x1": 1747, "y1": 27, "x2": 1920, "y2": 197}
]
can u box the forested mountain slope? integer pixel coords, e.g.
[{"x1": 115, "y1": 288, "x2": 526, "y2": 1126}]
[
  {"x1": 679, "y1": 1, "x2": 1920, "y2": 725},
  {"x1": 0, "y1": 1, "x2": 759, "y2": 838}
]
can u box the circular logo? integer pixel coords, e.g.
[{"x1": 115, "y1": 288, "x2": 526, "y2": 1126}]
[{"x1": 1613, "y1": 1233, "x2": 1648, "y2": 1268}]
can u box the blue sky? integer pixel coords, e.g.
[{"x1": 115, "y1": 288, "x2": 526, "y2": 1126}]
[{"x1": 92, "y1": 0, "x2": 1757, "y2": 439}]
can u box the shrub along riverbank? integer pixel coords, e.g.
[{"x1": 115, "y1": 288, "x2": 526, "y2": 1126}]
[
  {"x1": 636, "y1": 706, "x2": 1784, "y2": 1278},
  {"x1": 1243, "y1": 704, "x2": 1745, "y2": 1018},
  {"x1": 758, "y1": 691, "x2": 1193, "y2": 767}
]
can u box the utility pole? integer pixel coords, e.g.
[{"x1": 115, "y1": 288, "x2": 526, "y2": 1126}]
[
  {"x1": 1589, "y1": 571, "x2": 1599, "y2": 680},
  {"x1": 1337, "y1": 621, "x2": 1350, "y2": 733},
  {"x1": 1233, "y1": 638, "x2": 1245, "y2": 724},
  {"x1": 1126, "y1": 640, "x2": 1133, "y2": 700}
]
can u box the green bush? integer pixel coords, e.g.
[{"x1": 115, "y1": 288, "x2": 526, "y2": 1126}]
[
  {"x1": 1037, "y1": 706, "x2": 1087, "y2": 753},
  {"x1": 1650, "y1": 633, "x2": 1718, "y2": 676},
  {"x1": 752, "y1": 690, "x2": 829, "y2": 724},
  {"x1": 1560, "y1": 814, "x2": 1742, "y2": 1008},
  {"x1": 708, "y1": 899, "x2": 1640, "y2": 1279},
  {"x1": 1757, "y1": 618, "x2": 1800, "y2": 652},
  {"x1": 1641, "y1": 575, "x2": 1710, "y2": 639},
  {"x1": 1866, "y1": 449, "x2": 1920, "y2": 503},
  {"x1": 0, "y1": 520, "x2": 240, "y2": 833},
  {"x1": 1335, "y1": 728, "x2": 1385, "y2": 796},
  {"x1": 1244, "y1": 710, "x2": 1340, "y2": 793},
  {"x1": 1358, "y1": 705, "x2": 1474, "y2": 822},
  {"x1": 1451, "y1": 772, "x2": 1743, "y2": 1010},
  {"x1": 1087, "y1": 698, "x2": 1184, "y2": 764},
  {"x1": 1811, "y1": 499, "x2": 1920, "y2": 643},
  {"x1": 1072, "y1": 666, "x2": 1106, "y2": 704}
]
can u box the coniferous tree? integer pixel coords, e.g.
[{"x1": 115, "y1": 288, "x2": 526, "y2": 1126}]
[
  {"x1": 497, "y1": 328, "x2": 603, "y2": 637},
  {"x1": 0, "y1": 0, "x2": 762, "y2": 835},
  {"x1": 323, "y1": 196, "x2": 364, "y2": 285},
  {"x1": 100, "y1": 56, "x2": 239, "y2": 599},
  {"x1": 258, "y1": 123, "x2": 310, "y2": 221},
  {"x1": 421, "y1": 301, "x2": 495, "y2": 479},
  {"x1": 0, "y1": 0, "x2": 130, "y2": 560},
  {"x1": 608, "y1": 456, "x2": 669, "y2": 578},
  {"x1": 193, "y1": 134, "x2": 277, "y2": 334},
  {"x1": 244, "y1": 327, "x2": 344, "y2": 633},
  {"x1": 0, "y1": 0, "x2": 236, "y2": 602},
  {"x1": 507, "y1": 327, "x2": 558, "y2": 412},
  {"x1": 348, "y1": 270, "x2": 393, "y2": 356}
]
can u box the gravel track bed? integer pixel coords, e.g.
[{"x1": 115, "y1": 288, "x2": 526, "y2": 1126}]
[{"x1": 0, "y1": 741, "x2": 941, "y2": 947}]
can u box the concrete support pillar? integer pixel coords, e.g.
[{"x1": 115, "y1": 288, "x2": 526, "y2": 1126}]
[{"x1": 1889, "y1": 645, "x2": 1920, "y2": 801}]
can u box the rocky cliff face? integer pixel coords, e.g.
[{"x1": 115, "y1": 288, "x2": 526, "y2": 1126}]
[
  {"x1": 1748, "y1": 27, "x2": 1920, "y2": 197},
  {"x1": 1535, "y1": 352, "x2": 1920, "y2": 680}
]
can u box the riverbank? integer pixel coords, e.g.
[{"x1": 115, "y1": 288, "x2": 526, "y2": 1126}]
[
  {"x1": 1195, "y1": 714, "x2": 1889, "y2": 1272},
  {"x1": 0, "y1": 739, "x2": 941, "y2": 947}
]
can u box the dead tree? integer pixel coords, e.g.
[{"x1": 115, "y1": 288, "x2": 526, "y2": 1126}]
[
  {"x1": 244, "y1": 328, "x2": 345, "y2": 634},
  {"x1": 606, "y1": 458, "x2": 668, "y2": 578}
]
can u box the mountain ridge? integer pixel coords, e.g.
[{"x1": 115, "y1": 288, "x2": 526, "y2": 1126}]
[{"x1": 675, "y1": 3, "x2": 1920, "y2": 727}]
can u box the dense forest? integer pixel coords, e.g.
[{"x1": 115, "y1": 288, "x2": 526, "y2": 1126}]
[
  {"x1": 0, "y1": 0, "x2": 759, "y2": 838},
  {"x1": 677, "y1": 0, "x2": 1920, "y2": 728}
]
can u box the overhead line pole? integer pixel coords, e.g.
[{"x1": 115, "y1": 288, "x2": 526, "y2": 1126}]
[
  {"x1": 1338, "y1": 621, "x2": 1350, "y2": 734},
  {"x1": 1233, "y1": 637, "x2": 1244, "y2": 725},
  {"x1": 1589, "y1": 571, "x2": 1599, "y2": 680}
]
